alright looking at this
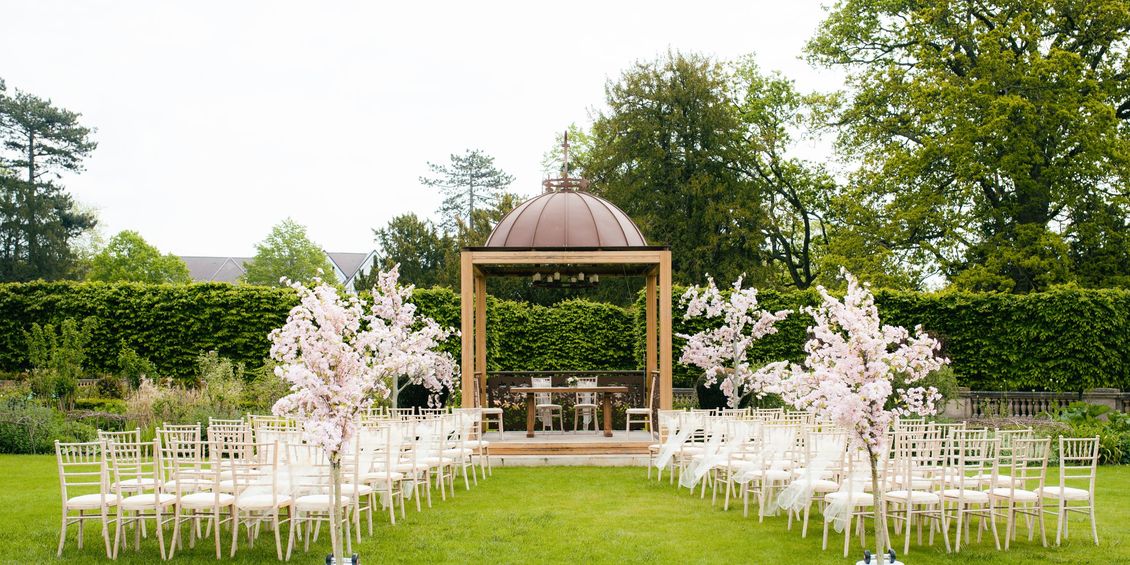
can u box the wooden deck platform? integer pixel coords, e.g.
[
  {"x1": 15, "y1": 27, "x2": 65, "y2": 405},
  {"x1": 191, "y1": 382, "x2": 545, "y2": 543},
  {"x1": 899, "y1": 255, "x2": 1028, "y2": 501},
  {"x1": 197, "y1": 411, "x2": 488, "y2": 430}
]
[{"x1": 486, "y1": 430, "x2": 654, "y2": 456}]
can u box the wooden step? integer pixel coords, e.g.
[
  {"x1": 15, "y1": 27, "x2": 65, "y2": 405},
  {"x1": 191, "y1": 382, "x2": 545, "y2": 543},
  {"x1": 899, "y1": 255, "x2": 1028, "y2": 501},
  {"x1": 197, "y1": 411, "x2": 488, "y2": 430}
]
[{"x1": 490, "y1": 441, "x2": 651, "y2": 456}]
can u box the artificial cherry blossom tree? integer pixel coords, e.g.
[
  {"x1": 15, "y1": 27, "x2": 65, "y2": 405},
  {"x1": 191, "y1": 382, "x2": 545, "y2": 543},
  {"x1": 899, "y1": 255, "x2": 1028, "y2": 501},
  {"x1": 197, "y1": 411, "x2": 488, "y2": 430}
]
[
  {"x1": 771, "y1": 269, "x2": 946, "y2": 564},
  {"x1": 269, "y1": 266, "x2": 456, "y2": 563},
  {"x1": 678, "y1": 275, "x2": 791, "y2": 408}
]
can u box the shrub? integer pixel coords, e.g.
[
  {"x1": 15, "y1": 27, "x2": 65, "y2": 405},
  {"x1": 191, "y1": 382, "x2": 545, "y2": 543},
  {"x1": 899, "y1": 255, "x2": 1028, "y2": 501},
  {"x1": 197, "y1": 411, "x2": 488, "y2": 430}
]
[
  {"x1": 1051, "y1": 402, "x2": 1130, "y2": 465},
  {"x1": 243, "y1": 360, "x2": 288, "y2": 413},
  {"x1": 0, "y1": 397, "x2": 96, "y2": 454},
  {"x1": 23, "y1": 318, "x2": 96, "y2": 410},
  {"x1": 96, "y1": 374, "x2": 126, "y2": 399},
  {"x1": 117, "y1": 345, "x2": 157, "y2": 389}
]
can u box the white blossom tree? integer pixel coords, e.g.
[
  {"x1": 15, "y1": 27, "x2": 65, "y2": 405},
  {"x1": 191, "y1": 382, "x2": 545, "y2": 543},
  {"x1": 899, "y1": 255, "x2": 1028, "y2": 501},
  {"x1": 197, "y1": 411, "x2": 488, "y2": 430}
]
[
  {"x1": 678, "y1": 275, "x2": 791, "y2": 408},
  {"x1": 772, "y1": 269, "x2": 947, "y2": 563},
  {"x1": 269, "y1": 266, "x2": 456, "y2": 563}
]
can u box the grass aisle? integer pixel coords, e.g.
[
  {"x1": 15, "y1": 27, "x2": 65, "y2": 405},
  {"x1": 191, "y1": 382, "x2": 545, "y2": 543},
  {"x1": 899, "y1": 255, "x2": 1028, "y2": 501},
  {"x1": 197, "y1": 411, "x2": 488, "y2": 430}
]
[{"x1": 2, "y1": 455, "x2": 1128, "y2": 564}]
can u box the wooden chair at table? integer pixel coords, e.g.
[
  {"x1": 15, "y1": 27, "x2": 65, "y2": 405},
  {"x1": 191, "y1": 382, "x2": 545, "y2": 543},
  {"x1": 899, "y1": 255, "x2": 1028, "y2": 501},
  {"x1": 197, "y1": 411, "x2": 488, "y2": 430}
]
[
  {"x1": 55, "y1": 440, "x2": 118, "y2": 558},
  {"x1": 1039, "y1": 435, "x2": 1100, "y2": 546},
  {"x1": 573, "y1": 376, "x2": 600, "y2": 433},
  {"x1": 531, "y1": 376, "x2": 563, "y2": 433},
  {"x1": 472, "y1": 374, "x2": 504, "y2": 437},
  {"x1": 627, "y1": 371, "x2": 658, "y2": 434}
]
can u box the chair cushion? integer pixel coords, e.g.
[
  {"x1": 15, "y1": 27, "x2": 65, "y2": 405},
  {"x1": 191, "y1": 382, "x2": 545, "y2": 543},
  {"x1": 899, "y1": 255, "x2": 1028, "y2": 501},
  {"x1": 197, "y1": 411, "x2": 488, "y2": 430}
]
[
  {"x1": 626, "y1": 408, "x2": 650, "y2": 414},
  {"x1": 66, "y1": 493, "x2": 119, "y2": 510},
  {"x1": 1038, "y1": 486, "x2": 1091, "y2": 501},
  {"x1": 340, "y1": 483, "x2": 373, "y2": 496},
  {"x1": 236, "y1": 493, "x2": 291, "y2": 510},
  {"x1": 986, "y1": 487, "x2": 1039, "y2": 502},
  {"x1": 464, "y1": 440, "x2": 490, "y2": 449},
  {"x1": 480, "y1": 408, "x2": 504, "y2": 415},
  {"x1": 178, "y1": 492, "x2": 235, "y2": 508},
  {"x1": 120, "y1": 493, "x2": 176, "y2": 510},
  {"x1": 294, "y1": 494, "x2": 351, "y2": 510},
  {"x1": 825, "y1": 491, "x2": 874, "y2": 506},
  {"x1": 791, "y1": 478, "x2": 839, "y2": 492},
  {"x1": 941, "y1": 488, "x2": 990, "y2": 503},
  {"x1": 573, "y1": 404, "x2": 599, "y2": 409},
  {"x1": 364, "y1": 470, "x2": 405, "y2": 482},
  {"x1": 535, "y1": 404, "x2": 562, "y2": 409},
  {"x1": 884, "y1": 490, "x2": 940, "y2": 504}
]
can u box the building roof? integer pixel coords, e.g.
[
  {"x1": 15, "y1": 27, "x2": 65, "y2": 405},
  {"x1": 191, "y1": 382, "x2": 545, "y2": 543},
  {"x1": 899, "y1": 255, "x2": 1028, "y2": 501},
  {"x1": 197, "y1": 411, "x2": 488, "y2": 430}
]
[
  {"x1": 484, "y1": 189, "x2": 648, "y2": 248},
  {"x1": 181, "y1": 256, "x2": 250, "y2": 283},
  {"x1": 326, "y1": 252, "x2": 373, "y2": 281}
]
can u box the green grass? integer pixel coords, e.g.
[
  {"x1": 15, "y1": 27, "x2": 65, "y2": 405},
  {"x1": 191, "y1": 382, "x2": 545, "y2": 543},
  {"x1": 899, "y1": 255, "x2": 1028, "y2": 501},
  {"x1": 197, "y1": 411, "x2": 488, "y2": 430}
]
[{"x1": 3, "y1": 455, "x2": 1128, "y2": 564}]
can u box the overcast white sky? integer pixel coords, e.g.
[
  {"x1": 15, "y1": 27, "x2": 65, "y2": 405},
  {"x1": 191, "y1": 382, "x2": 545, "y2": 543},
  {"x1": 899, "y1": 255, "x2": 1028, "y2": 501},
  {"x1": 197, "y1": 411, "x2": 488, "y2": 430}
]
[{"x1": 1, "y1": 1, "x2": 844, "y2": 256}]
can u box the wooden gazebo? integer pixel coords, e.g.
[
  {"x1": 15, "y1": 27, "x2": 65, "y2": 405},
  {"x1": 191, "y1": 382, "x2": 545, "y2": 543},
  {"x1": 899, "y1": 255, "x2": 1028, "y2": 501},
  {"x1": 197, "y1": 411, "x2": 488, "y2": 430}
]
[{"x1": 459, "y1": 175, "x2": 673, "y2": 412}]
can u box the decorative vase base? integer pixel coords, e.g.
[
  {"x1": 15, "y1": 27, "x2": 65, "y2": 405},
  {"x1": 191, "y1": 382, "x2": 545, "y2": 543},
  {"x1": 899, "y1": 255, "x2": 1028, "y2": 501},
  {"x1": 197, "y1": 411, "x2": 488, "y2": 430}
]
[{"x1": 325, "y1": 554, "x2": 359, "y2": 565}]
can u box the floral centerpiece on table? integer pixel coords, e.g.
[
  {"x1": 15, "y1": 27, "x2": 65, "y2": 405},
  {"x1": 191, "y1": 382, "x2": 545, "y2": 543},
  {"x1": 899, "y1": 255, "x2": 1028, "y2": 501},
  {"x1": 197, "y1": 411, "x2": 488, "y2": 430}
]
[
  {"x1": 565, "y1": 376, "x2": 578, "y2": 386},
  {"x1": 769, "y1": 269, "x2": 946, "y2": 565},
  {"x1": 678, "y1": 275, "x2": 791, "y2": 408},
  {"x1": 269, "y1": 266, "x2": 456, "y2": 564}
]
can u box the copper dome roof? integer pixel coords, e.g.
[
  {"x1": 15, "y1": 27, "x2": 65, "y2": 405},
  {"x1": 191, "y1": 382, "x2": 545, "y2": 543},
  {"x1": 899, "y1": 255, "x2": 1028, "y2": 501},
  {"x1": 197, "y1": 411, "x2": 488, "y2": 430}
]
[{"x1": 484, "y1": 190, "x2": 648, "y2": 248}]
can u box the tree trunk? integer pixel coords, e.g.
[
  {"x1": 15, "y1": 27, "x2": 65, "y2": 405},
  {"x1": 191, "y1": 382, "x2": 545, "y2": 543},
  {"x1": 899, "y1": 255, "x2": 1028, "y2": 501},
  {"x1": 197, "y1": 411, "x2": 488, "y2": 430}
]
[
  {"x1": 868, "y1": 447, "x2": 887, "y2": 565},
  {"x1": 329, "y1": 459, "x2": 344, "y2": 564}
]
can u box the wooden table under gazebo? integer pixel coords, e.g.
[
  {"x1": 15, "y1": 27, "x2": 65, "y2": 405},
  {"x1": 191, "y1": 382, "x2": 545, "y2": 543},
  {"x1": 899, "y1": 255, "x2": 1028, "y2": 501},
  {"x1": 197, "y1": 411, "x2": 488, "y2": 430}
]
[{"x1": 458, "y1": 167, "x2": 674, "y2": 434}]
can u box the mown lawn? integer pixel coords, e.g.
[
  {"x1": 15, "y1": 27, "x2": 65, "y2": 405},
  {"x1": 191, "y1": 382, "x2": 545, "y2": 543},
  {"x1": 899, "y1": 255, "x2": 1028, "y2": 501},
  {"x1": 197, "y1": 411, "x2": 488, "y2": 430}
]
[{"x1": 2, "y1": 455, "x2": 1127, "y2": 564}]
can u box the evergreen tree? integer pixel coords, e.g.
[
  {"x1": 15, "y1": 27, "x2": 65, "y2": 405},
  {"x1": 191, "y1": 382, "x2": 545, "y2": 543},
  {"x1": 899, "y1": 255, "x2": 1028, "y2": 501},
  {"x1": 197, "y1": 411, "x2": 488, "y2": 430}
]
[
  {"x1": 0, "y1": 80, "x2": 98, "y2": 281},
  {"x1": 420, "y1": 149, "x2": 514, "y2": 235}
]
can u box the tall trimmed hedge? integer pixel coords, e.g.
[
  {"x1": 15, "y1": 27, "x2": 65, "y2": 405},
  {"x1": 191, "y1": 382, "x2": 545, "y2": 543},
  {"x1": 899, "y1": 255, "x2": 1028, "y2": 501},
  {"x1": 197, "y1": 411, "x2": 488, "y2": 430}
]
[{"x1": 0, "y1": 281, "x2": 1127, "y2": 391}]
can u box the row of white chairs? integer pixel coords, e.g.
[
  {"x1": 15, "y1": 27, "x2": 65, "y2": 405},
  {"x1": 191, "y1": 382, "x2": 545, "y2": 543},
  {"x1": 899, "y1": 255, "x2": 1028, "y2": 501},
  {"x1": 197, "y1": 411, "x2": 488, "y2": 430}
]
[
  {"x1": 648, "y1": 411, "x2": 1101, "y2": 557},
  {"x1": 55, "y1": 409, "x2": 493, "y2": 560}
]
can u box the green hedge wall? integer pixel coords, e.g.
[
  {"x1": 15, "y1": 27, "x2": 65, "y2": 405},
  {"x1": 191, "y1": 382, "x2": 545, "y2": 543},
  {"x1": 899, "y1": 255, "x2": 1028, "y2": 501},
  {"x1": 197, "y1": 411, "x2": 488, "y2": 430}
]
[
  {"x1": 639, "y1": 286, "x2": 1130, "y2": 391},
  {"x1": 0, "y1": 281, "x2": 1128, "y2": 392}
]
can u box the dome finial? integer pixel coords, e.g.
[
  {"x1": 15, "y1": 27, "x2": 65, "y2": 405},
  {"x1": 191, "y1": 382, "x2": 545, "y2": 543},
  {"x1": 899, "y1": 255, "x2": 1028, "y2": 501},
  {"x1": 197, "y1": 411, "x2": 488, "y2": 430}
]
[{"x1": 543, "y1": 129, "x2": 590, "y2": 193}]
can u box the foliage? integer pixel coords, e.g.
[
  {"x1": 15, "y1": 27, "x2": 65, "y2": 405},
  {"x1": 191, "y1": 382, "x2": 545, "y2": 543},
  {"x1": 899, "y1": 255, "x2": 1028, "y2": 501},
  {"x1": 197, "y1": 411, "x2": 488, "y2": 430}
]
[
  {"x1": 243, "y1": 360, "x2": 289, "y2": 413},
  {"x1": 242, "y1": 218, "x2": 335, "y2": 287},
  {"x1": 372, "y1": 213, "x2": 456, "y2": 289},
  {"x1": 195, "y1": 351, "x2": 244, "y2": 414},
  {"x1": 0, "y1": 80, "x2": 98, "y2": 282},
  {"x1": 95, "y1": 374, "x2": 124, "y2": 399},
  {"x1": 583, "y1": 51, "x2": 767, "y2": 286},
  {"x1": 117, "y1": 345, "x2": 157, "y2": 389},
  {"x1": 0, "y1": 396, "x2": 95, "y2": 454},
  {"x1": 1051, "y1": 402, "x2": 1130, "y2": 465},
  {"x1": 87, "y1": 230, "x2": 191, "y2": 284},
  {"x1": 23, "y1": 317, "x2": 95, "y2": 410},
  {"x1": 0, "y1": 281, "x2": 295, "y2": 378},
  {"x1": 419, "y1": 149, "x2": 515, "y2": 235},
  {"x1": 808, "y1": 0, "x2": 1130, "y2": 292}
]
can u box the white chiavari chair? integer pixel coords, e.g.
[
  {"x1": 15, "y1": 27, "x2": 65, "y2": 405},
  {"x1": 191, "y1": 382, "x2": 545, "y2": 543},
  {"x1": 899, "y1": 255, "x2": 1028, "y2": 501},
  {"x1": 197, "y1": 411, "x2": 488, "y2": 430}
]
[
  {"x1": 1040, "y1": 435, "x2": 1100, "y2": 546},
  {"x1": 779, "y1": 428, "x2": 847, "y2": 537},
  {"x1": 822, "y1": 448, "x2": 883, "y2": 558},
  {"x1": 107, "y1": 438, "x2": 174, "y2": 559},
  {"x1": 361, "y1": 422, "x2": 407, "y2": 524},
  {"x1": 986, "y1": 436, "x2": 1050, "y2": 549},
  {"x1": 285, "y1": 443, "x2": 353, "y2": 559},
  {"x1": 648, "y1": 410, "x2": 681, "y2": 481},
  {"x1": 226, "y1": 440, "x2": 289, "y2": 559},
  {"x1": 342, "y1": 434, "x2": 376, "y2": 542},
  {"x1": 55, "y1": 440, "x2": 118, "y2": 558},
  {"x1": 940, "y1": 430, "x2": 998, "y2": 552},
  {"x1": 167, "y1": 434, "x2": 232, "y2": 559},
  {"x1": 445, "y1": 411, "x2": 478, "y2": 489},
  {"x1": 454, "y1": 407, "x2": 492, "y2": 478},
  {"x1": 883, "y1": 432, "x2": 949, "y2": 554}
]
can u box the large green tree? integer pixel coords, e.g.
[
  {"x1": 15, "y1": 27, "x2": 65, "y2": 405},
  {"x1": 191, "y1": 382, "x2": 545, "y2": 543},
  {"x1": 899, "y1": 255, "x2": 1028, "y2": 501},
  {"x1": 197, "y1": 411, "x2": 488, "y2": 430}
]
[
  {"x1": 88, "y1": 230, "x2": 191, "y2": 284},
  {"x1": 583, "y1": 51, "x2": 767, "y2": 285},
  {"x1": 419, "y1": 149, "x2": 515, "y2": 235},
  {"x1": 809, "y1": 0, "x2": 1130, "y2": 292},
  {"x1": 242, "y1": 219, "x2": 334, "y2": 286},
  {"x1": 371, "y1": 213, "x2": 456, "y2": 289},
  {"x1": 0, "y1": 80, "x2": 98, "y2": 281}
]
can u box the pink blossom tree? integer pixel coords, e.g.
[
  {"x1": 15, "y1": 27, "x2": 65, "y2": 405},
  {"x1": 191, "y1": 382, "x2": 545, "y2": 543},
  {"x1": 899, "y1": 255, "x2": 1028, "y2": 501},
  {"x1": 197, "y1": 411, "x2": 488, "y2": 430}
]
[
  {"x1": 269, "y1": 266, "x2": 456, "y2": 563},
  {"x1": 772, "y1": 269, "x2": 947, "y2": 563},
  {"x1": 678, "y1": 275, "x2": 791, "y2": 408}
]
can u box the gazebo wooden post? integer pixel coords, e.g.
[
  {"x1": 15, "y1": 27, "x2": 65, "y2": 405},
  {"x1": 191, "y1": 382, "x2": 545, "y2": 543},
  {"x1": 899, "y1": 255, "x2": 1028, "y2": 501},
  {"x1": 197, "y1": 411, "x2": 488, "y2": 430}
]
[
  {"x1": 645, "y1": 269, "x2": 658, "y2": 407},
  {"x1": 460, "y1": 253, "x2": 475, "y2": 408},
  {"x1": 658, "y1": 251, "x2": 673, "y2": 409},
  {"x1": 474, "y1": 269, "x2": 488, "y2": 408}
]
